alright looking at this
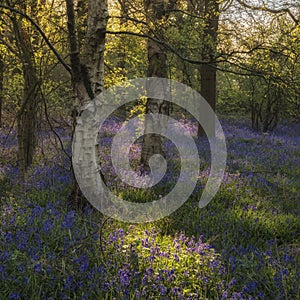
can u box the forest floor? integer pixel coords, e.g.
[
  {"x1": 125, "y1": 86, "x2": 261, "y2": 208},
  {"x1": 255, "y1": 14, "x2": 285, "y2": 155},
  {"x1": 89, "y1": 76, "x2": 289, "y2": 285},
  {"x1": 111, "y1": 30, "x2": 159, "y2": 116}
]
[{"x1": 0, "y1": 116, "x2": 299, "y2": 299}]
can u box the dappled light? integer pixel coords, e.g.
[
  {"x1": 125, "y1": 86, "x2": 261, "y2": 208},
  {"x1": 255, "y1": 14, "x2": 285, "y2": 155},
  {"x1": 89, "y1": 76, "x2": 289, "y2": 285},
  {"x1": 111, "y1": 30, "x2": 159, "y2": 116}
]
[{"x1": 0, "y1": 0, "x2": 299, "y2": 298}]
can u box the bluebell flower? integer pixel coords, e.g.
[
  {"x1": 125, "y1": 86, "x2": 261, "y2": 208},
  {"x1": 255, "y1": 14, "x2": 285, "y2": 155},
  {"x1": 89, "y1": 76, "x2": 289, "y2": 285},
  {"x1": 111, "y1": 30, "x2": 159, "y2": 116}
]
[
  {"x1": 118, "y1": 266, "x2": 130, "y2": 286},
  {"x1": 43, "y1": 219, "x2": 54, "y2": 232},
  {"x1": 229, "y1": 277, "x2": 236, "y2": 287},
  {"x1": 135, "y1": 290, "x2": 141, "y2": 299},
  {"x1": 0, "y1": 265, "x2": 5, "y2": 273},
  {"x1": 257, "y1": 291, "x2": 265, "y2": 298},
  {"x1": 8, "y1": 292, "x2": 20, "y2": 300},
  {"x1": 80, "y1": 259, "x2": 89, "y2": 272},
  {"x1": 243, "y1": 281, "x2": 257, "y2": 293},
  {"x1": 61, "y1": 211, "x2": 75, "y2": 229},
  {"x1": 221, "y1": 291, "x2": 228, "y2": 299},
  {"x1": 64, "y1": 275, "x2": 74, "y2": 290},
  {"x1": 231, "y1": 292, "x2": 244, "y2": 300},
  {"x1": 34, "y1": 263, "x2": 42, "y2": 273}
]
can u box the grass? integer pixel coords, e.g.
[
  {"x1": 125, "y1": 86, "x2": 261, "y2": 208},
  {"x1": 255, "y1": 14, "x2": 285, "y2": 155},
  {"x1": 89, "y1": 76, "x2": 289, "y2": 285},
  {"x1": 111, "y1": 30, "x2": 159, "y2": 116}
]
[{"x1": 0, "y1": 116, "x2": 299, "y2": 299}]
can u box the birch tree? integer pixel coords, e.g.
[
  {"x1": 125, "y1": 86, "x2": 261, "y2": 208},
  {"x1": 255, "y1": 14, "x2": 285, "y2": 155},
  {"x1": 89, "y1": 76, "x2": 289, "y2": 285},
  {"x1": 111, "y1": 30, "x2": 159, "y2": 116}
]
[{"x1": 65, "y1": 0, "x2": 108, "y2": 207}]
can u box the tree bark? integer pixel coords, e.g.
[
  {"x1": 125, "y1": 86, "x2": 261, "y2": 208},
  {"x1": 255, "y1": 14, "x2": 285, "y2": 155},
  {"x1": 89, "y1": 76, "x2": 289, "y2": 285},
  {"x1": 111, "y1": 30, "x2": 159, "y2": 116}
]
[
  {"x1": 66, "y1": 0, "x2": 108, "y2": 208},
  {"x1": 117, "y1": 0, "x2": 129, "y2": 72},
  {"x1": 140, "y1": 0, "x2": 172, "y2": 171},
  {"x1": 198, "y1": 0, "x2": 219, "y2": 137},
  {"x1": 11, "y1": 8, "x2": 40, "y2": 175},
  {"x1": 0, "y1": 55, "x2": 3, "y2": 127}
]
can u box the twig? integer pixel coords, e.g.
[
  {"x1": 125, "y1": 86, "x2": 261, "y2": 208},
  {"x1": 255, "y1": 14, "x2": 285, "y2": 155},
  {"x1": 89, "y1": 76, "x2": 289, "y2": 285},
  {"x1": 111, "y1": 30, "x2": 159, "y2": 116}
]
[
  {"x1": 99, "y1": 216, "x2": 112, "y2": 266},
  {"x1": 40, "y1": 88, "x2": 72, "y2": 162}
]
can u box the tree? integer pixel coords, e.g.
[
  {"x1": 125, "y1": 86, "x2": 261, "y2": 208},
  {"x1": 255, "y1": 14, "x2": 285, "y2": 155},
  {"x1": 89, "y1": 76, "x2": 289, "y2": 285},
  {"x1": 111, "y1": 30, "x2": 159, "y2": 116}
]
[
  {"x1": 140, "y1": 0, "x2": 175, "y2": 171},
  {"x1": 10, "y1": 1, "x2": 42, "y2": 175},
  {"x1": 65, "y1": 0, "x2": 108, "y2": 207},
  {"x1": 217, "y1": 0, "x2": 300, "y2": 131},
  {"x1": 0, "y1": 0, "x2": 108, "y2": 206},
  {"x1": 0, "y1": 0, "x2": 70, "y2": 175},
  {"x1": 198, "y1": 0, "x2": 219, "y2": 136},
  {"x1": 0, "y1": 55, "x2": 3, "y2": 127}
]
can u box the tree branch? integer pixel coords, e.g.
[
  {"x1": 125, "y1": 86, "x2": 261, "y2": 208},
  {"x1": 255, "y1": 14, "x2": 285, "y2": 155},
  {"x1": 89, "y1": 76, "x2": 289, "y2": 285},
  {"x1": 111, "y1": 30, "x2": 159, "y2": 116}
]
[
  {"x1": 65, "y1": 0, "x2": 81, "y2": 81},
  {"x1": 0, "y1": 38, "x2": 18, "y2": 55},
  {"x1": 235, "y1": 0, "x2": 299, "y2": 25},
  {"x1": 105, "y1": 30, "x2": 210, "y2": 65},
  {"x1": 0, "y1": 4, "x2": 72, "y2": 74},
  {"x1": 105, "y1": 30, "x2": 281, "y2": 79},
  {"x1": 40, "y1": 87, "x2": 72, "y2": 162}
]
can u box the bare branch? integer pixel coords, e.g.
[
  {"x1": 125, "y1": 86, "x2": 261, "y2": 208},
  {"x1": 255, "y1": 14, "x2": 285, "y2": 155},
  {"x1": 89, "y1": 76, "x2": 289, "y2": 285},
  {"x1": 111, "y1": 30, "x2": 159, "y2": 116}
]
[
  {"x1": 110, "y1": 15, "x2": 150, "y2": 26},
  {"x1": 40, "y1": 87, "x2": 72, "y2": 162},
  {"x1": 235, "y1": 0, "x2": 299, "y2": 24}
]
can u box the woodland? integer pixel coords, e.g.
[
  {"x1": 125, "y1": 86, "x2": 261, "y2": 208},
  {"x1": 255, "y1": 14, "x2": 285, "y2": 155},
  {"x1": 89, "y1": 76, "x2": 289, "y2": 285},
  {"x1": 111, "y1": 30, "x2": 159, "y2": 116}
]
[{"x1": 0, "y1": 0, "x2": 299, "y2": 299}]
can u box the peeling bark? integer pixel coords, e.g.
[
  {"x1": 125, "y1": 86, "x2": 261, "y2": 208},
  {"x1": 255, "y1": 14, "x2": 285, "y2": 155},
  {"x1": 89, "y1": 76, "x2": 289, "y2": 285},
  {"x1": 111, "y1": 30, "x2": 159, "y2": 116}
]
[
  {"x1": 82, "y1": 0, "x2": 108, "y2": 96},
  {"x1": 66, "y1": 0, "x2": 108, "y2": 208}
]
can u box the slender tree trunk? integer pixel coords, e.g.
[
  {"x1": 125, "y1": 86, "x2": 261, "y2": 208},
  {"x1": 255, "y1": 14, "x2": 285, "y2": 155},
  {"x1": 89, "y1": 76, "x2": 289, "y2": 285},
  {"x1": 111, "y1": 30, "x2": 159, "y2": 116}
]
[
  {"x1": 0, "y1": 55, "x2": 3, "y2": 127},
  {"x1": 140, "y1": 0, "x2": 171, "y2": 170},
  {"x1": 250, "y1": 81, "x2": 258, "y2": 130},
  {"x1": 16, "y1": 66, "x2": 39, "y2": 174},
  {"x1": 12, "y1": 11, "x2": 40, "y2": 175},
  {"x1": 118, "y1": 0, "x2": 128, "y2": 72},
  {"x1": 198, "y1": 0, "x2": 219, "y2": 137}
]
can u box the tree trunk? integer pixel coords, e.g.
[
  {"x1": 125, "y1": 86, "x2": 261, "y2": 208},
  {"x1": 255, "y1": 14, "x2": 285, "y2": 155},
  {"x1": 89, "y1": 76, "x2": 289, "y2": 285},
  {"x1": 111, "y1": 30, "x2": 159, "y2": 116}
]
[
  {"x1": 12, "y1": 12, "x2": 40, "y2": 175},
  {"x1": 198, "y1": 0, "x2": 219, "y2": 137},
  {"x1": 0, "y1": 55, "x2": 3, "y2": 127},
  {"x1": 117, "y1": 0, "x2": 128, "y2": 72},
  {"x1": 66, "y1": 0, "x2": 108, "y2": 208},
  {"x1": 81, "y1": 0, "x2": 107, "y2": 96},
  {"x1": 140, "y1": 0, "x2": 171, "y2": 171}
]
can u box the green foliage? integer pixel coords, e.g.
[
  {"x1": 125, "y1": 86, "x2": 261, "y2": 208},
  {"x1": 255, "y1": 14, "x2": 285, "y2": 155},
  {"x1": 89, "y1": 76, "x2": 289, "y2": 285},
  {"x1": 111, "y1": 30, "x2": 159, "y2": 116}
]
[{"x1": 217, "y1": 14, "x2": 300, "y2": 129}]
